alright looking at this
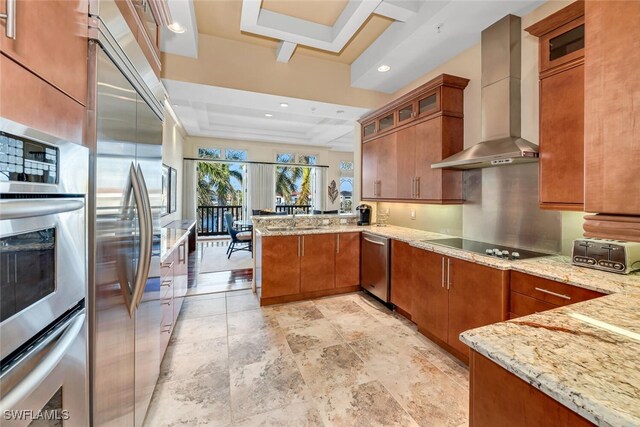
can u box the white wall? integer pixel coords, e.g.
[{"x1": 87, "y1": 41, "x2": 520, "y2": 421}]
[
  {"x1": 161, "y1": 112, "x2": 186, "y2": 226},
  {"x1": 185, "y1": 136, "x2": 355, "y2": 211}
]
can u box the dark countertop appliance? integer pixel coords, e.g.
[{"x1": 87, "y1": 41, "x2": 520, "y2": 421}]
[
  {"x1": 357, "y1": 204, "x2": 371, "y2": 226},
  {"x1": 423, "y1": 238, "x2": 551, "y2": 260}
]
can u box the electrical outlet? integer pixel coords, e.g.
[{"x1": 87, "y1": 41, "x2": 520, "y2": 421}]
[
  {"x1": 410, "y1": 210, "x2": 416, "y2": 220},
  {"x1": 340, "y1": 218, "x2": 347, "y2": 224},
  {"x1": 322, "y1": 219, "x2": 330, "y2": 225}
]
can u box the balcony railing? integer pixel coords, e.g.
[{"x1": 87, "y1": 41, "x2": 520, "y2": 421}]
[
  {"x1": 275, "y1": 205, "x2": 311, "y2": 215},
  {"x1": 198, "y1": 205, "x2": 243, "y2": 236}
]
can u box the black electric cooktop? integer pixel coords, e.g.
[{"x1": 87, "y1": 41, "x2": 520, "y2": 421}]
[{"x1": 423, "y1": 238, "x2": 552, "y2": 260}]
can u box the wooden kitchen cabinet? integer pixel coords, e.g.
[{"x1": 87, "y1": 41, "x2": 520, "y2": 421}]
[
  {"x1": 413, "y1": 249, "x2": 449, "y2": 344},
  {"x1": 258, "y1": 233, "x2": 360, "y2": 305},
  {"x1": 526, "y1": 2, "x2": 585, "y2": 211},
  {"x1": 360, "y1": 74, "x2": 468, "y2": 203},
  {"x1": 583, "y1": 2, "x2": 640, "y2": 230},
  {"x1": 361, "y1": 132, "x2": 397, "y2": 199},
  {"x1": 390, "y1": 240, "x2": 415, "y2": 318},
  {"x1": 509, "y1": 271, "x2": 605, "y2": 318},
  {"x1": 0, "y1": 0, "x2": 89, "y2": 105},
  {"x1": 414, "y1": 117, "x2": 464, "y2": 202},
  {"x1": 413, "y1": 249, "x2": 509, "y2": 362},
  {"x1": 470, "y1": 350, "x2": 595, "y2": 427},
  {"x1": 300, "y1": 234, "x2": 336, "y2": 293},
  {"x1": 447, "y1": 257, "x2": 509, "y2": 356},
  {"x1": 260, "y1": 235, "x2": 301, "y2": 299},
  {"x1": 0, "y1": 54, "x2": 85, "y2": 145},
  {"x1": 336, "y1": 232, "x2": 360, "y2": 288}
]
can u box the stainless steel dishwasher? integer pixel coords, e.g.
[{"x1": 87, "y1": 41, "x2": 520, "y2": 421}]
[{"x1": 361, "y1": 232, "x2": 390, "y2": 302}]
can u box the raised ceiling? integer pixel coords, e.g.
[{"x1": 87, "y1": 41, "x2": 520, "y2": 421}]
[
  {"x1": 193, "y1": 0, "x2": 393, "y2": 64},
  {"x1": 164, "y1": 79, "x2": 369, "y2": 152}
]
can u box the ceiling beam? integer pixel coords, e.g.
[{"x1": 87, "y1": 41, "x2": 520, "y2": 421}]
[
  {"x1": 276, "y1": 41, "x2": 298, "y2": 63},
  {"x1": 375, "y1": 0, "x2": 419, "y2": 22}
]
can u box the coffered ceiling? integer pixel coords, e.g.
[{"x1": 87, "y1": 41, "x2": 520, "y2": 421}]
[
  {"x1": 193, "y1": 0, "x2": 394, "y2": 64},
  {"x1": 164, "y1": 79, "x2": 369, "y2": 152}
]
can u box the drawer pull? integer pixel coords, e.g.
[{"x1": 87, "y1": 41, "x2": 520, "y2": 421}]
[
  {"x1": 161, "y1": 280, "x2": 172, "y2": 287},
  {"x1": 161, "y1": 325, "x2": 172, "y2": 334},
  {"x1": 161, "y1": 299, "x2": 172, "y2": 306},
  {"x1": 161, "y1": 261, "x2": 174, "y2": 269},
  {"x1": 535, "y1": 287, "x2": 571, "y2": 300}
]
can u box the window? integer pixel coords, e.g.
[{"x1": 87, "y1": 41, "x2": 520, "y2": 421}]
[
  {"x1": 298, "y1": 154, "x2": 317, "y2": 165},
  {"x1": 274, "y1": 152, "x2": 317, "y2": 213},
  {"x1": 339, "y1": 161, "x2": 354, "y2": 213},
  {"x1": 198, "y1": 148, "x2": 221, "y2": 159},
  {"x1": 225, "y1": 149, "x2": 247, "y2": 161},
  {"x1": 275, "y1": 153, "x2": 295, "y2": 163}
]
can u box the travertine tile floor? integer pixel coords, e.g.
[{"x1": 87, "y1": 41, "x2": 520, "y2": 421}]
[{"x1": 144, "y1": 290, "x2": 470, "y2": 427}]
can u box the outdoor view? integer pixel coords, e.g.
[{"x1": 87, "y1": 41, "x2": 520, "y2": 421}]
[
  {"x1": 197, "y1": 148, "x2": 246, "y2": 236},
  {"x1": 274, "y1": 153, "x2": 316, "y2": 210}
]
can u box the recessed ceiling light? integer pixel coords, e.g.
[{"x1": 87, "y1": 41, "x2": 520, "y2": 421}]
[
  {"x1": 280, "y1": 103, "x2": 289, "y2": 108},
  {"x1": 377, "y1": 64, "x2": 391, "y2": 73},
  {"x1": 265, "y1": 113, "x2": 273, "y2": 117},
  {"x1": 168, "y1": 22, "x2": 186, "y2": 34}
]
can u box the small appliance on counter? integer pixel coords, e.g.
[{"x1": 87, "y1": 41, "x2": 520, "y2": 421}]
[
  {"x1": 356, "y1": 204, "x2": 372, "y2": 226},
  {"x1": 572, "y1": 238, "x2": 640, "y2": 274}
]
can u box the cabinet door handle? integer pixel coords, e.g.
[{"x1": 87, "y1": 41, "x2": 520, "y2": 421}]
[
  {"x1": 298, "y1": 236, "x2": 301, "y2": 257},
  {"x1": 534, "y1": 287, "x2": 571, "y2": 300},
  {"x1": 441, "y1": 257, "x2": 445, "y2": 288},
  {"x1": 336, "y1": 234, "x2": 340, "y2": 254},
  {"x1": 0, "y1": 0, "x2": 16, "y2": 39},
  {"x1": 302, "y1": 236, "x2": 305, "y2": 257},
  {"x1": 447, "y1": 259, "x2": 451, "y2": 290},
  {"x1": 416, "y1": 177, "x2": 420, "y2": 198},
  {"x1": 411, "y1": 178, "x2": 415, "y2": 198}
]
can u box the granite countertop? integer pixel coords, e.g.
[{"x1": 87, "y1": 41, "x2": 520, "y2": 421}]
[
  {"x1": 461, "y1": 292, "x2": 640, "y2": 426},
  {"x1": 160, "y1": 220, "x2": 195, "y2": 262},
  {"x1": 255, "y1": 224, "x2": 640, "y2": 295}
]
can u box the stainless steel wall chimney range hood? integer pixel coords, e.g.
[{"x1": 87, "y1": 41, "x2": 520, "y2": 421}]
[{"x1": 432, "y1": 15, "x2": 538, "y2": 170}]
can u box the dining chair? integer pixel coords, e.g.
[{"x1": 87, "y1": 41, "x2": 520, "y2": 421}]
[{"x1": 223, "y1": 211, "x2": 253, "y2": 259}]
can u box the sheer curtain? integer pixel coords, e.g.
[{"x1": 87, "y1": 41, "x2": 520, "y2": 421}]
[
  {"x1": 313, "y1": 167, "x2": 327, "y2": 212},
  {"x1": 182, "y1": 159, "x2": 198, "y2": 220},
  {"x1": 247, "y1": 163, "x2": 275, "y2": 214}
]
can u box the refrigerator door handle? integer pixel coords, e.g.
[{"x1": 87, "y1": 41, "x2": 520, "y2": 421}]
[
  {"x1": 0, "y1": 310, "x2": 85, "y2": 412},
  {"x1": 125, "y1": 163, "x2": 149, "y2": 316},
  {"x1": 131, "y1": 165, "x2": 153, "y2": 311}
]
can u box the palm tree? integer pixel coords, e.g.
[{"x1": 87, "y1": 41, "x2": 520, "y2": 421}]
[
  {"x1": 197, "y1": 162, "x2": 243, "y2": 206},
  {"x1": 275, "y1": 166, "x2": 302, "y2": 204},
  {"x1": 296, "y1": 167, "x2": 312, "y2": 206}
]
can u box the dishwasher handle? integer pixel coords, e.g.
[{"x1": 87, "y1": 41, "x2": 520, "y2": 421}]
[{"x1": 363, "y1": 237, "x2": 385, "y2": 246}]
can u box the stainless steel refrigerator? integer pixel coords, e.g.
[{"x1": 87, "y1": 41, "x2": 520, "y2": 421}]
[{"x1": 87, "y1": 2, "x2": 165, "y2": 425}]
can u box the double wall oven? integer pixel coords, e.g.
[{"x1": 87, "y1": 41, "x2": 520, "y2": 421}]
[{"x1": 0, "y1": 119, "x2": 89, "y2": 426}]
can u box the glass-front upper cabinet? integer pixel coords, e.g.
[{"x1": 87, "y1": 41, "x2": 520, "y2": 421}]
[
  {"x1": 398, "y1": 102, "x2": 416, "y2": 123},
  {"x1": 377, "y1": 112, "x2": 395, "y2": 132},
  {"x1": 417, "y1": 89, "x2": 440, "y2": 118},
  {"x1": 539, "y1": 17, "x2": 585, "y2": 72},
  {"x1": 362, "y1": 121, "x2": 377, "y2": 140}
]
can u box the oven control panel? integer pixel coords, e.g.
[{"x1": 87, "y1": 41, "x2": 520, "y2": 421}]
[{"x1": 0, "y1": 131, "x2": 59, "y2": 184}]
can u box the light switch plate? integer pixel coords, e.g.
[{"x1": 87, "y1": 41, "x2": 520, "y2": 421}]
[{"x1": 410, "y1": 210, "x2": 416, "y2": 220}]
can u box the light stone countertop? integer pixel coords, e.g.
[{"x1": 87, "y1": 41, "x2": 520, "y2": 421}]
[
  {"x1": 160, "y1": 225, "x2": 193, "y2": 262},
  {"x1": 460, "y1": 292, "x2": 640, "y2": 426},
  {"x1": 255, "y1": 224, "x2": 640, "y2": 295},
  {"x1": 256, "y1": 222, "x2": 640, "y2": 425}
]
